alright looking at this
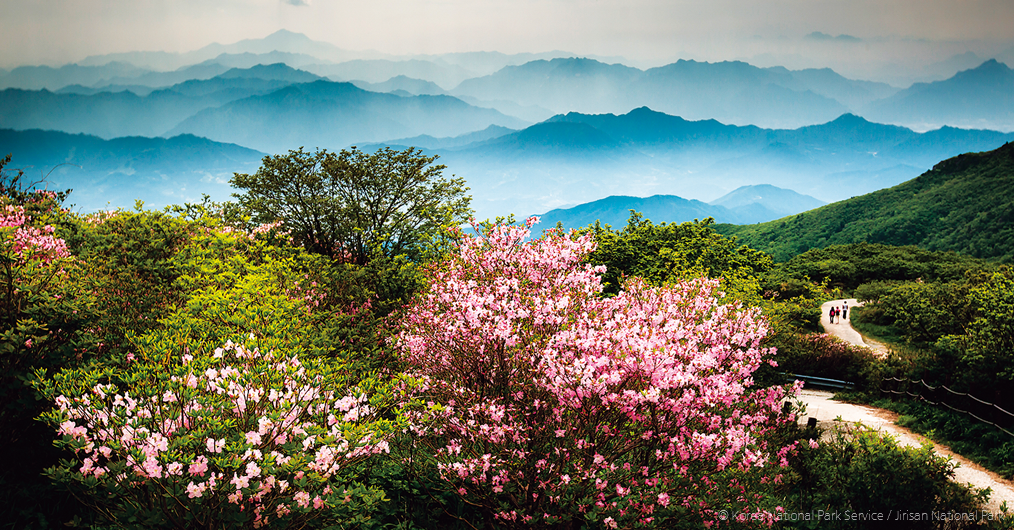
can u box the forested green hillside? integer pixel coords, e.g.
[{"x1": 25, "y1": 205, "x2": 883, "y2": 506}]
[{"x1": 717, "y1": 141, "x2": 1014, "y2": 262}]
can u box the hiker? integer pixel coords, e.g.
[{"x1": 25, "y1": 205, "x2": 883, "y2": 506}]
[
  {"x1": 829, "y1": 305, "x2": 836, "y2": 324},
  {"x1": 842, "y1": 303, "x2": 849, "y2": 321}
]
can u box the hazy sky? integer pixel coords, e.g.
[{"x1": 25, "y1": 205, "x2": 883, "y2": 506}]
[{"x1": 3, "y1": 0, "x2": 1014, "y2": 82}]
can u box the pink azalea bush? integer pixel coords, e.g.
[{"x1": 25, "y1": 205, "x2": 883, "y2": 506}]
[
  {"x1": 395, "y1": 218, "x2": 801, "y2": 528},
  {"x1": 45, "y1": 337, "x2": 398, "y2": 529},
  {"x1": 0, "y1": 203, "x2": 70, "y2": 264}
]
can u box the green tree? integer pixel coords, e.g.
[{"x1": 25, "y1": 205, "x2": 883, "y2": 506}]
[
  {"x1": 231, "y1": 147, "x2": 472, "y2": 264},
  {"x1": 584, "y1": 212, "x2": 773, "y2": 301}
]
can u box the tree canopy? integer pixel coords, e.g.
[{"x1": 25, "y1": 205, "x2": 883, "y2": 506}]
[
  {"x1": 582, "y1": 212, "x2": 773, "y2": 299},
  {"x1": 231, "y1": 146, "x2": 472, "y2": 264}
]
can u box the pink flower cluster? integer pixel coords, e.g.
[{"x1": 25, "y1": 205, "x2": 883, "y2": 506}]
[
  {"x1": 1, "y1": 204, "x2": 70, "y2": 263},
  {"x1": 53, "y1": 339, "x2": 391, "y2": 528},
  {"x1": 396, "y1": 218, "x2": 800, "y2": 528}
]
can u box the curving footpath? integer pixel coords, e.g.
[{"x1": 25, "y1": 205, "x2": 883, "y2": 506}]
[
  {"x1": 819, "y1": 298, "x2": 888, "y2": 357},
  {"x1": 795, "y1": 299, "x2": 1014, "y2": 514}
]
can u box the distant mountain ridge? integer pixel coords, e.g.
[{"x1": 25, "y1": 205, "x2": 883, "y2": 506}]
[
  {"x1": 862, "y1": 59, "x2": 1014, "y2": 131},
  {"x1": 715, "y1": 142, "x2": 1014, "y2": 262},
  {"x1": 413, "y1": 108, "x2": 1014, "y2": 220},
  {"x1": 165, "y1": 79, "x2": 529, "y2": 153},
  {"x1": 0, "y1": 128, "x2": 265, "y2": 212},
  {"x1": 533, "y1": 185, "x2": 826, "y2": 230},
  {"x1": 0, "y1": 64, "x2": 530, "y2": 152},
  {"x1": 3, "y1": 31, "x2": 1012, "y2": 136}
]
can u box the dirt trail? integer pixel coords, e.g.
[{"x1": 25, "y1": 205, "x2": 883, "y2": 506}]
[
  {"x1": 791, "y1": 301, "x2": 1014, "y2": 514},
  {"x1": 797, "y1": 389, "x2": 1014, "y2": 513},
  {"x1": 820, "y1": 298, "x2": 888, "y2": 357}
]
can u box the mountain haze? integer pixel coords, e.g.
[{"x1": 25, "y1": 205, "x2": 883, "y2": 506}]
[
  {"x1": 451, "y1": 58, "x2": 855, "y2": 129},
  {"x1": 533, "y1": 186, "x2": 826, "y2": 230},
  {"x1": 862, "y1": 60, "x2": 1014, "y2": 132},
  {"x1": 0, "y1": 128, "x2": 264, "y2": 212},
  {"x1": 417, "y1": 108, "x2": 1014, "y2": 220},
  {"x1": 166, "y1": 80, "x2": 529, "y2": 153}
]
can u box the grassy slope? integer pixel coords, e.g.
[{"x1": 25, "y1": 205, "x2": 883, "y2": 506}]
[{"x1": 716, "y1": 141, "x2": 1014, "y2": 262}]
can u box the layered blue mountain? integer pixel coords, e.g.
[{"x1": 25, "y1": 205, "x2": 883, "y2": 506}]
[
  {"x1": 708, "y1": 184, "x2": 827, "y2": 217},
  {"x1": 351, "y1": 75, "x2": 448, "y2": 96},
  {"x1": 0, "y1": 64, "x2": 321, "y2": 137},
  {"x1": 0, "y1": 129, "x2": 264, "y2": 212},
  {"x1": 372, "y1": 124, "x2": 516, "y2": 150},
  {"x1": 0, "y1": 65, "x2": 528, "y2": 152},
  {"x1": 16, "y1": 30, "x2": 1009, "y2": 135},
  {"x1": 0, "y1": 87, "x2": 214, "y2": 138},
  {"x1": 0, "y1": 62, "x2": 148, "y2": 90},
  {"x1": 862, "y1": 60, "x2": 1014, "y2": 131},
  {"x1": 533, "y1": 186, "x2": 826, "y2": 230},
  {"x1": 75, "y1": 29, "x2": 386, "y2": 72},
  {"x1": 166, "y1": 80, "x2": 529, "y2": 153},
  {"x1": 448, "y1": 58, "x2": 887, "y2": 128},
  {"x1": 535, "y1": 195, "x2": 727, "y2": 231},
  {"x1": 309, "y1": 60, "x2": 474, "y2": 89},
  {"x1": 390, "y1": 108, "x2": 1014, "y2": 220}
]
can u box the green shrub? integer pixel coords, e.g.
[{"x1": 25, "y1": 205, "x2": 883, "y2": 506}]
[
  {"x1": 787, "y1": 422, "x2": 989, "y2": 529},
  {"x1": 773, "y1": 332, "x2": 881, "y2": 392}
]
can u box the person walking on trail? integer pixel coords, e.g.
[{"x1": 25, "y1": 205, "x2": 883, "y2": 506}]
[
  {"x1": 842, "y1": 302, "x2": 849, "y2": 321},
  {"x1": 829, "y1": 305, "x2": 836, "y2": 324}
]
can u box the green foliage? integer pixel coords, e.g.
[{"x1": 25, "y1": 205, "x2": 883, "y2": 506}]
[
  {"x1": 772, "y1": 332, "x2": 881, "y2": 391},
  {"x1": 959, "y1": 267, "x2": 1014, "y2": 386},
  {"x1": 583, "y1": 212, "x2": 773, "y2": 301},
  {"x1": 874, "y1": 280, "x2": 974, "y2": 344},
  {"x1": 0, "y1": 187, "x2": 99, "y2": 529},
  {"x1": 842, "y1": 267, "x2": 1014, "y2": 483},
  {"x1": 787, "y1": 422, "x2": 988, "y2": 529},
  {"x1": 718, "y1": 142, "x2": 1014, "y2": 262},
  {"x1": 231, "y1": 147, "x2": 472, "y2": 264},
  {"x1": 847, "y1": 265, "x2": 1014, "y2": 403},
  {"x1": 38, "y1": 216, "x2": 404, "y2": 529},
  {"x1": 848, "y1": 305, "x2": 907, "y2": 346},
  {"x1": 768, "y1": 243, "x2": 994, "y2": 292},
  {"x1": 62, "y1": 208, "x2": 194, "y2": 359}
]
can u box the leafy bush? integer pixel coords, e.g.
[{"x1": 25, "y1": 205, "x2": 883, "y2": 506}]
[
  {"x1": 787, "y1": 422, "x2": 988, "y2": 529},
  {"x1": 62, "y1": 208, "x2": 195, "y2": 361},
  {"x1": 582, "y1": 213, "x2": 773, "y2": 302},
  {"x1": 958, "y1": 267, "x2": 1014, "y2": 396},
  {"x1": 773, "y1": 332, "x2": 881, "y2": 392},
  {"x1": 0, "y1": 185, "x2": 103, "y2": 529}
]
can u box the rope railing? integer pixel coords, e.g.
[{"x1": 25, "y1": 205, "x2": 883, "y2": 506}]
[{"x1": 880, "y1": 377, "x2": 1014, "y2": 438}]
